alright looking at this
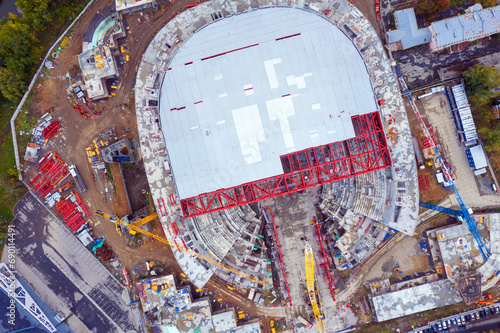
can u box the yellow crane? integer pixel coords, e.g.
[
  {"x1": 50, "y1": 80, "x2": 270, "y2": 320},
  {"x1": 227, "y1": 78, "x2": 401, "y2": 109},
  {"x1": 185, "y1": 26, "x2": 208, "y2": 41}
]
[
  {"x1": 305, "y1": 243, "x2": 325, "y2": 333},
  {"x1": 129, "y1": 212, "x2": 158, "y2": 234},
  {"x1": 94, "y1": 210, "x2": 268, "y2": 287}
]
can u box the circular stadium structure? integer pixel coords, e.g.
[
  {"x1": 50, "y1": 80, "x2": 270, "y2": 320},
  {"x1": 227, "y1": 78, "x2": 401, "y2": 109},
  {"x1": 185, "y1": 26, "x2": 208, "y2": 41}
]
[
  {"x1": 135, "y1": 0, "x2": 418, "y2": 329},
  {"x1": 160, "y1": 8, "x2": 392, "y2": 217}
]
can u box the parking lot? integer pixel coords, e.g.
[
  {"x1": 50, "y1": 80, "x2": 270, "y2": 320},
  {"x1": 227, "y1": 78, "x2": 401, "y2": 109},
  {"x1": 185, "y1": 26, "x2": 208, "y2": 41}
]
[
  {"x1": 413, "y1": 303, "x2": 500, "y2": 332},
  {"x1": 8, "y1": 193, "x2": 144, "y2": 333}
]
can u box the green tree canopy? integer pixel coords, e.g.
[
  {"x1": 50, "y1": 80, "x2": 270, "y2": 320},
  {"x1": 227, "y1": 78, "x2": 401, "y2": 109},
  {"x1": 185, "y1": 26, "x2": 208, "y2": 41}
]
[
  {"x1": 0, "y1": 14, "x2": 42, "y2": 73},
  {"x1": 463, "y1": 64, "x2": 500, "y2": 105},
  {"x1": 16, "y1": 0, "x2": 53, "y2": 31},
  {"x1": 0, "y1": 68, "x2": 27, "y2": 102}
]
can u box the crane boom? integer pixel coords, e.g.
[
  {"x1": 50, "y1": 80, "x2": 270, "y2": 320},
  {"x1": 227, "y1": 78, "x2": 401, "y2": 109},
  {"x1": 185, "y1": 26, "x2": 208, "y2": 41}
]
[
  {"x1": 305, "y1": 243, "x2": 325, "y2": 333},
  {"x1": 94, "y1": 210, "x2": 268, "y2": 287},
  {"x1": 393, "y1": 64, "x2": 491, "y2": 260},
  {"x1": 133, "y1": 212, "x2": 158, "y2": 228}
]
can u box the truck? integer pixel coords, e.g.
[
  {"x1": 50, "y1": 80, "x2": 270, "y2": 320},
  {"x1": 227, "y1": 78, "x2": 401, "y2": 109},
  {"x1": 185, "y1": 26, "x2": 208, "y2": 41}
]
[
  {"x1": 248, "y1": 288, "x2": 256, "y2": 300},
  {"x1": 68, "y1": 164, "x2": 87, "y2": 192},
  {"x1": 297, "y1": 315, "x2": 313, "y2": 328},
  {"x1": 412, "y1": 136, "x2": 425, "y2": 169}
]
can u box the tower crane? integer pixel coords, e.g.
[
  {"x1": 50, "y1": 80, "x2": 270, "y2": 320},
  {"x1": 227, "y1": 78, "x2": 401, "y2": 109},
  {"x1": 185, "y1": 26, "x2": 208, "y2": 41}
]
[
  {"x1": 393, "y1": 64, "x2": 491, "y2": 260},
  {"x1": 93, "y1": 210, "x2": 268, "y2": 287},
  {"x1": 305, "y1": 243, "x2": 325, "y2": 333}
]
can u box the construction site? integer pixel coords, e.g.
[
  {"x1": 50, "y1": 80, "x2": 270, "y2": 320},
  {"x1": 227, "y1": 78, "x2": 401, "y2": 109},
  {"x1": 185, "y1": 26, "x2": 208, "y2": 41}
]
[{"x1": 4, "y1": 0, "x2": 500, "y2": 332}]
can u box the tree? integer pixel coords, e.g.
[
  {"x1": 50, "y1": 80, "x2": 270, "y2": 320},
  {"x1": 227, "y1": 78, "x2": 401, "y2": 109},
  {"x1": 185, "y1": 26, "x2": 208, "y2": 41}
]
[
  {"x1": 0, "y1": 68, "x2": 27, "y2": 102},
  {"x1": 463, "y1": 64, "x2": 500, "y2": 105},
  {"x1": 0, "y1": 14, "x2": 43, "y2": 73},
  {"x1": 16, "y1": 0, "x2": 53, "y2": 31},
  {"x1": 479, "y1": 126, "x2": 500, "y2": 151}
]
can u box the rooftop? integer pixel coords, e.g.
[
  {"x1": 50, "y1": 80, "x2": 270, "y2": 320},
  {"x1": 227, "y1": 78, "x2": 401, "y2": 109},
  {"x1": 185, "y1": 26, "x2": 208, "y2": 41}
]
[
  {"x1": 386, "y1": 8, "x2": 431, "y2": 49},
  {"x1": 78, "y1": 46, "x2": 118, "y2": 100},
  {"x1": 372, "y1": 279, "x2": 463, "y2": 322},
  {"x1": 159, "y1": 7, "x2": 378, "y2": 200},
  {"x1": 430, "y1": 4, "x2": 500, "y2": 49}
]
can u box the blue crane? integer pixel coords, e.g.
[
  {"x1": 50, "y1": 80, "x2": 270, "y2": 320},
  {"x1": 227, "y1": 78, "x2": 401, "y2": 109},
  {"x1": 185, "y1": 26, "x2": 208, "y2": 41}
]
[
  {"x1": 419, "y1": 202, "x2": 463, "y2": 217},
  {"x1": 393, "y1": 64, "x2": 491, "y2": 260}
]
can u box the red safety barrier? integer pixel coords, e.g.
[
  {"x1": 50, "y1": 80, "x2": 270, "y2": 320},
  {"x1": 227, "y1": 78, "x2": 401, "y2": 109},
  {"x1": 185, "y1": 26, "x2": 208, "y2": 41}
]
[{"x1": 268, "y1": 208, "x2": 292, "y2": 306}]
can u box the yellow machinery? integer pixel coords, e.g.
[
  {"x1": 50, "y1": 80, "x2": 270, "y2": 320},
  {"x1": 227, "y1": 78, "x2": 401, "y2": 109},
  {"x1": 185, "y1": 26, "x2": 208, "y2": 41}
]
[
  {"x1": 95, "y1": 209, "x2": 158, "y2": 235},
  {"x1": 305, "y1": 243, "x2": 325, "y2": 333},
  {"x1": 94, "y1": 210, "x2": 268, "y2": 287},
  {"x1": 130, "y1": 212, "x2": 158, "y2": 234}
]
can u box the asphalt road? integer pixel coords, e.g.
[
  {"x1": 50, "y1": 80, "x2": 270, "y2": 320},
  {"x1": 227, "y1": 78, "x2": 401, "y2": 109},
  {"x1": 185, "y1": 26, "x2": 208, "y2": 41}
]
[{"x1": 10, "y1": 193, "x2": 143, "y2": 333}]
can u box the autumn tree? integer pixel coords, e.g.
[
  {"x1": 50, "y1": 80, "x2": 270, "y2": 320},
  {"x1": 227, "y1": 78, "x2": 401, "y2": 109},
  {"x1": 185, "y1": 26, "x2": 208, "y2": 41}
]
[
  {"x1": 16, "y1": 0, "x2": 53, "y2": 31},
  {"x1": 463, "y1": 64, "x2": 500, "y2": 105}
]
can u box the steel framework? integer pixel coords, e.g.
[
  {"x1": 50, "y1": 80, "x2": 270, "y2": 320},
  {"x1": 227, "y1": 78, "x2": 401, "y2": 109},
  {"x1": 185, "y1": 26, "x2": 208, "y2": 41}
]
[
  {"x1": 0, "y1": 263, "x2": 57, "y2": 332},
  {"x1": 181, "y1": 112, "x2": 391, "y2": 217}
]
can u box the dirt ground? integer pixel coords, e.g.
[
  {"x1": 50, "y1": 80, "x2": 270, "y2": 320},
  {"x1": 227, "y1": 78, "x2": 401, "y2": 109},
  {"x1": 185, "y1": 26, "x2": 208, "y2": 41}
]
[
  {"x1": 25, "y1": 0, "x2": 200, "y2": 284},
  {"x1": 121, "y1": 160, "x2": 150, "y2": 212}
]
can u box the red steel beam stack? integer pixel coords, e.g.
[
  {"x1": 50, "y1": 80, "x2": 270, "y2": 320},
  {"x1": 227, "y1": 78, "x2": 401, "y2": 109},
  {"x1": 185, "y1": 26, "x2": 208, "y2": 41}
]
[
  {"x1": 42, "y1": 120, "x2": 61, "y2": 140},
  {"x1": 72, "y1": 104, "x2": 93, "y2": 119},
  {"x1": 72, "y1": 191, "x2": 91, "y2": 217}
]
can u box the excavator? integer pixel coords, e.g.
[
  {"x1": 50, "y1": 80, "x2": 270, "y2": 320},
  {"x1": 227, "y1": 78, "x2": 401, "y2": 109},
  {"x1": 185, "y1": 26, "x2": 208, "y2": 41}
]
[
  {"x1": 305, "y1": 243, "x2": 325, "y2": 333},
  {"x1": 93, "y1": 210, "x2": 268, "y2": 287}
]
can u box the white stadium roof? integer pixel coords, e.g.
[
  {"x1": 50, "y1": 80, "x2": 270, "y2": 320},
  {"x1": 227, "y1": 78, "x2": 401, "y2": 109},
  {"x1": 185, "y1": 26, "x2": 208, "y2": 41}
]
[{"x1": 159, "y1": 7, "x2": 378, "y2": 199}]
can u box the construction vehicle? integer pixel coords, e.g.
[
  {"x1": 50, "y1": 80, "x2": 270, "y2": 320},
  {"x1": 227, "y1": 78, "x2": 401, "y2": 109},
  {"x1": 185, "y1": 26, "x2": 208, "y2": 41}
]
[
  {"x1": 68, "y1": 164, "x2": 87, "y2": 192},
  {"x1": 129, "y1": 212, "x2": 158, "y2": 235},
  {"x1": 393, "y1": 63, "x2": 491, "y2": 261},
  {"x1": 94, "y1": 210, "x2": 268, "y2": 287},
  {"x1": 57, "y1": 181, "x2": 73, "y2": 193},
  {"x1": 297, "y1": 315, "x2": 313, "y2": 329},
  {"x1": 304, "y1": 243, "x2": 325, "y2": 333}
]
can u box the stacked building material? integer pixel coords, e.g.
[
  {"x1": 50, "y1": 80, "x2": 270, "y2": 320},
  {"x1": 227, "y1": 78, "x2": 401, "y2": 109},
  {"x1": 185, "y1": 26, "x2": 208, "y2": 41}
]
[
  {"x1": 72, "y1": 103, "x2": 93, "y2": 119},
  {"x1": 55, "y1": 192, "x2": 88, "y2": 232},
  {"x1": 31, "y1": 115, "x2": 61, "y2": 145},
  {"x1": 28, "y1": 151, "x2": 70, "y2": 199},
  {"x1": 41, "y1": 119, "x2": 61, "y2": 140}
]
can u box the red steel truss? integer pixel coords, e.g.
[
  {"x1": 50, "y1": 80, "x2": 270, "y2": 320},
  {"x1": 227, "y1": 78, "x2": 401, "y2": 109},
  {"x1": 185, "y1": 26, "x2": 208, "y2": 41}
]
[{"x1": 181, "y1": 112, "x2": 391, "y2": 217}]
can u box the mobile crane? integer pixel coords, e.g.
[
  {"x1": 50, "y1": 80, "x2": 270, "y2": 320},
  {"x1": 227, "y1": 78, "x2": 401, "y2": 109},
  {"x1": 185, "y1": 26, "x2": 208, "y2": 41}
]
[
  {"x1": 393, "y1": 63, "x2": 491, "y2": 260},
  {"x1": 93, "y1": 210, "x2": 268, "y2": 287},
  {"x1": 305, "y1": 243, "x2": 325, "y2": 333}
]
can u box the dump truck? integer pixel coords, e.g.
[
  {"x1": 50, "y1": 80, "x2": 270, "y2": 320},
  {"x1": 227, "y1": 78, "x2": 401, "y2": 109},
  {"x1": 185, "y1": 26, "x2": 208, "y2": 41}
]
[{"x1": 68, "y1": 164, "x2": 87, "y2": 192}]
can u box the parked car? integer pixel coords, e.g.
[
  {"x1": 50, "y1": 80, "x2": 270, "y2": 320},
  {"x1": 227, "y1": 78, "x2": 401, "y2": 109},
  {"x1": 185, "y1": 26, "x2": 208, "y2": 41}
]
[
  {"x1": 447, "y1": 319, "x2": 452, "y2": 327},
  {"x1": 458, "y1": 326, "x2": 467, "y2": 330},
  {"x1": 490, "y1": 307, "x2": 496, "y2": 315},
  {"x1": 485, "y1": 309, "x2": 490, "y2": 317},
  {"x1": 457, "y1": 316, "x2": 462, "y2": 325},
  {"x1": 451, "y1": 318, "x2": 457, "y2": 325},
  {"x1": 442, "y1": 329, "x2": 450, "y2": 333},
  {"x1": 460, "y1": 315, "x2": 466, "y2": 323},
  {"x1": 437, "y1": 321, "x2": 442, "y2": 330},
  {"x1": 465, "y1": 314, "x2": 471, "y2": 322}
]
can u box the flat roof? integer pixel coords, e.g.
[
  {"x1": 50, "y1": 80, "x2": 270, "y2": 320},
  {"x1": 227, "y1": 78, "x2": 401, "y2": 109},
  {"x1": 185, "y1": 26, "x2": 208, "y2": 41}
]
[
  {"x1": 159, "y1": 7, "x2": 378, "y2": 199},
  {"x1": 469, "y1": 145, "x2": 487, "y2": 170},
  {"x1": 372, "y1": 279, "x2": 463, "y2": 322}
]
